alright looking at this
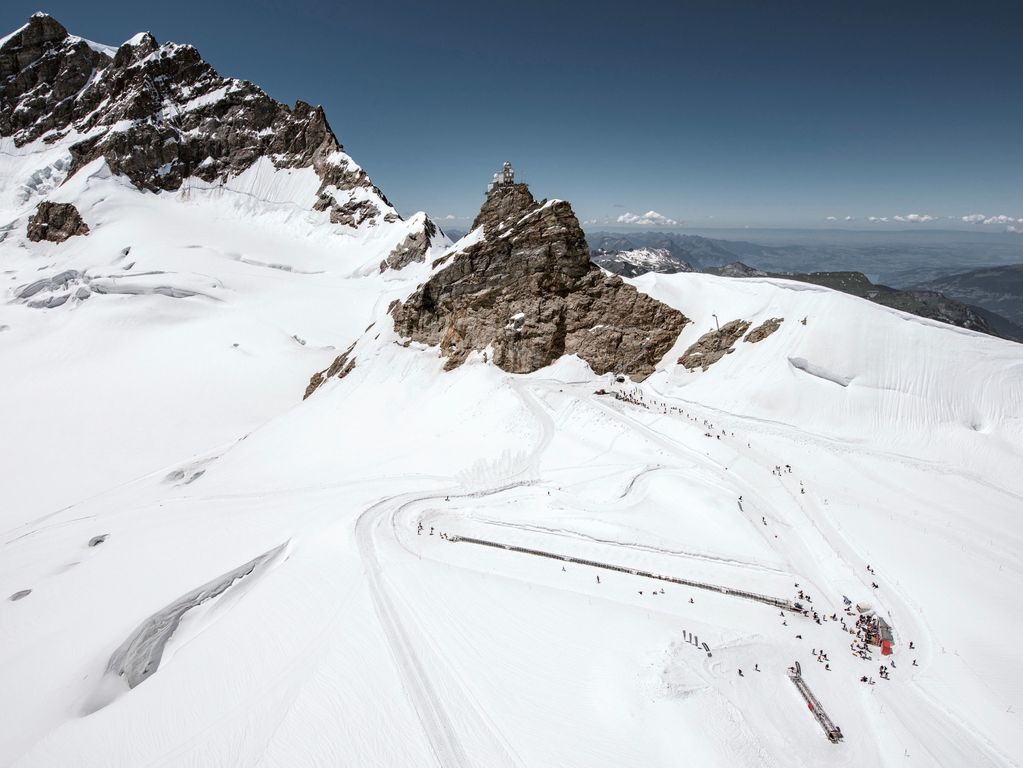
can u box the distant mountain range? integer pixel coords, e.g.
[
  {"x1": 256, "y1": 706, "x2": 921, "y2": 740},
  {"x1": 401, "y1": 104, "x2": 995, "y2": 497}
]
[
  {"x1": 585, "y1": 230, "x2": 1023, "y2": 288},
  {"x1": 910, "y1": 264, "x2": 1023, "y2": 326},
  {"x1": 589, "y1": 232, "x2": 1023, "y2": 342},
  {"x1": 588, "y1": 247, "x2": 694, "y2": 277},
  {"x1": 748, "y1": 270, "x2": 1023, "y2": 342}
]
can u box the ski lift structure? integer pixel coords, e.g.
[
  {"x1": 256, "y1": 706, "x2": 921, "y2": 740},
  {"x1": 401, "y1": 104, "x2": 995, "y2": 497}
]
[{"x1": 787, "y1": 661, "x2": 844, "y2": 744}]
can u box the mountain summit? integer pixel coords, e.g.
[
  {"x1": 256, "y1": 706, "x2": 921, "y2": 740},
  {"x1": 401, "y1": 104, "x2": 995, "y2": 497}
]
[
  {"x1": 389, "y1": 170, "x2": 689, "y2": 379},
  {"x1": 1, "y1": 12, "x2": 397, "y2": 228}
]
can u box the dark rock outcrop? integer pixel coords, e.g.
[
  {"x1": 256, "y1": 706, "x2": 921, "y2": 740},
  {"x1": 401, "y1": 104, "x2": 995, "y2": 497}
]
[
  {"x1": 389, "y1": 183, "x2": 689, "y2": 380},
  {"x1": 1, "y1": 13, "x2": 390, "y2": 224},
  {"x1": 26, "y1": 201, "x2": 89, "y2": 242},
  {"x1": 745, "y1": 317, "x2": 783, "y2": 343},
  {"x1": 305, "y1": 343, "x2": 356, "y2": 399},
  {"x1": 678, "y1": 319, "x2": 751, "y2": 371},
  {"x1": 380, "y1": 216, "x2": 439, "y2": 272}
]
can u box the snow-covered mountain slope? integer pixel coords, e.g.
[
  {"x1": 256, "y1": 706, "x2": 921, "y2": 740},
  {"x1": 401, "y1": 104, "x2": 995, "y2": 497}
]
[
  {"x1": 4, "y1": 265, "x2": 1021, "y2": 767},
  {"x1": 0, "y1": 156, "x2": 445, "y2": 522},
  {"x1": 0, "y1": 14, "x2": 447, "y2": 521},
  {"x1": 2, "y1": 14, "x2": 1023, "y2": 768}
]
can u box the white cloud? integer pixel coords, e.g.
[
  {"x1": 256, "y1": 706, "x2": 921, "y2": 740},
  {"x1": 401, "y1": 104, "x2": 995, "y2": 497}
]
[
  {"x1": 961, "y1": 213, "x2": 1018, "y2": 225},
  {"x1": 616, "y1": 210, "x2": 679, "y2": 226},
  {"x1": 1008, "y1": 225, "x2": 1022, "y2": 234},
  {"x1": 443, "y1": 214, "x2": 457, "y2": 221},
  {"x1": 867, "y1": 214, "x2": 936, "y2": 224},
  {"x1": 844, "y1": 215, "x2": 855, "y2": 221},
  {"x1": 825, "y1": 216, "x2": 838, "y2": 221}
]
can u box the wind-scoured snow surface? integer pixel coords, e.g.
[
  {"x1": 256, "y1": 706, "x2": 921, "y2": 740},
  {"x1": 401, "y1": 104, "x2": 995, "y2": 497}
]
[{"x1": 2, "y1": 58, "x2": 1023, "y2": 768}]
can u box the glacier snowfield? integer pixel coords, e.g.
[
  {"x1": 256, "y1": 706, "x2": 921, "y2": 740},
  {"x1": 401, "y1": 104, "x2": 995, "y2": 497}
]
[{"x1": 1, "y1": 142, "x2": 1022, "y2": 767}]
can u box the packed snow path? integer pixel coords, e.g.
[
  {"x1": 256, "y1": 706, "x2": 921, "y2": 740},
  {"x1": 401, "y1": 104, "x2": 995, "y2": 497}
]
[
  {"x1": 356, "y1": 495, "x2": 475, "y2": 768},
  {"x1": 356, "y1": 486, "x2": 531, "y2": 768}
]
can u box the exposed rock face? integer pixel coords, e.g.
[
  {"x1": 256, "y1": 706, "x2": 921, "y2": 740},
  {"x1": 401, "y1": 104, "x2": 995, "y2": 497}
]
[
  {"x1": 305, "y1": 343, "x2": 357, "y2": 399},
  {"x1": 390, "y1": 183, "x2": 689, "y2": 380},
  {"x1": 678, "y1": 319, "x2": 751, "y2": 371},
  {"x1": 26, "y1": 201, "x2": 89, "y2": 242},
  {"x1": 1, "y1": 14, "x2": 391, "y2": 224},
  {"x1": 745, "y1": 317, "x2": 783, "y2": 343},
  {"x1": 380, "y1": 216, "x2": 439, "y2": 272}
]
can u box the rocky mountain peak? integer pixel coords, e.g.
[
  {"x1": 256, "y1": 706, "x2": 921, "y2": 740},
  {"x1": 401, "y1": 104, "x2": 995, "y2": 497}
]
[
  {"x1": 471, "y1": 182, "x2": 540, "y2": 233},
  {"x1": 1, "y1": 14, "x2": 395, "y2": 227},
  {"x1": 387, "y1": 172, "x2": 689, "y2": 381},
  {"x1": 19, "y1": 12, "x2": 68, "y2": 46},
  {"x1": 111, "y1": 32, "x2": 159, "y2": 67}
]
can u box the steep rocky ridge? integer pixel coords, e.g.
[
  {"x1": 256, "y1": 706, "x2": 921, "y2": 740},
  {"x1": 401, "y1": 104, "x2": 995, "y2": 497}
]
[
  {"x1": 1, "y1": 13, "x2": 393, "y2": 226},
  {"x1": 380, "y1": 214, "x2": 440, "y2": 271},
  {"x1": 388, "y1": 183, "x2": 689, "y2": 380},
  {"x1": 305, "y1": 343, "x2": 357, "y2": 399}
]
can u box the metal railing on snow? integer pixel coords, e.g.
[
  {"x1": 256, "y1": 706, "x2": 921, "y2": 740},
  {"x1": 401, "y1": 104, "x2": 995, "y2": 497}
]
[{"x1": 446, "y1": 534, "x2": 800, "y2": 612}]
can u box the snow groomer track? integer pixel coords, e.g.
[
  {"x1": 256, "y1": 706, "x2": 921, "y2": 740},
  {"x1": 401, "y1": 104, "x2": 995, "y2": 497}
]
[{"x1": 446, "y1": 535, "x2": 800, "y2": 611}]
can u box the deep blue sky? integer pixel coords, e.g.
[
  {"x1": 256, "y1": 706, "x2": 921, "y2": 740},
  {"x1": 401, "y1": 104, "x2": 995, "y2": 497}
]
[{"x1": 3, "y1": 1, "x2": 1022, "y2": 230}]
